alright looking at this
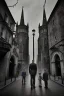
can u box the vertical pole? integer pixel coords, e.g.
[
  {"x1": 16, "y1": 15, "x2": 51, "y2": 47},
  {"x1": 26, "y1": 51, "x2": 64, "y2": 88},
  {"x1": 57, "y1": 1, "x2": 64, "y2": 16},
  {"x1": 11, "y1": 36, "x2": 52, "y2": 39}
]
[
  {"x1": 22, "y1": 43, "x2": 23, "y2": 60},
  {"x1": 32, "y1": 29, "x2": 35, "y2": 63},
  {"x1": 33, "y1": 34, "x2": 34, "y2": 63}
]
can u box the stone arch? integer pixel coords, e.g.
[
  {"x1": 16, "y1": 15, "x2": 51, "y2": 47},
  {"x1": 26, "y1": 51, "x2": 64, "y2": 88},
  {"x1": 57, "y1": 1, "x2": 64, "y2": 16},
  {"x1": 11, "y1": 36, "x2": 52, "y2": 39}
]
[
  {"x1": 55, "y1": 54, "x2": 61, "y2": 76},
  {"x1": 9, "y1": 55, "x2": 15, "y2": 78},
  {"x1": 51, "y1": 51, "x2": 63, "y2": 76}
]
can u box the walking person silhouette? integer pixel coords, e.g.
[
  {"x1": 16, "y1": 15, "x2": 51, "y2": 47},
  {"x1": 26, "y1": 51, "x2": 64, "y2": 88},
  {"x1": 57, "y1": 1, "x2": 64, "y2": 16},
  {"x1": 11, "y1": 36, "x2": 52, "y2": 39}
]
[
  {"x1": 21, "y1": 71, "x2": 26, "y2": 85},
  {"x1": 43, "y1": 69, "x2": 48, "y2": 89},
  {"x1": 29, "y1": 60, "x2": 37, "y2": 89}
]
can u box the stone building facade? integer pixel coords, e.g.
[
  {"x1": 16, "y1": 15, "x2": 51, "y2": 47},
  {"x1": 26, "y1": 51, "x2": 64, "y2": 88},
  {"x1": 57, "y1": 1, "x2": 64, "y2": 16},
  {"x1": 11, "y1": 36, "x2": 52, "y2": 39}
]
[
  {"x1": 11, "y1": 38, "x2": 19, "y2": 77},
  {"x1": 48, "y1": 0, "x2": 64, "y2": 77},
  {"x1": 15, "y1": 8, "x2": 29, "y2": 74},
  {"x1": 37, "y1": 7, "x2": 49, "y2": 73},
  {"x1": 0, "y1": 0, "x2": 18, "y2": 81}
]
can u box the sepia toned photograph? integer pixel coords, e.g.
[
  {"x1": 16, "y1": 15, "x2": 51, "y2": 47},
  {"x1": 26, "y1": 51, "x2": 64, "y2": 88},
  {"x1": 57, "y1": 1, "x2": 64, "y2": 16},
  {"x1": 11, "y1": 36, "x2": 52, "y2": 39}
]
[{"x1": 0, "y1": 0, "x2": 64, "y2": 96}]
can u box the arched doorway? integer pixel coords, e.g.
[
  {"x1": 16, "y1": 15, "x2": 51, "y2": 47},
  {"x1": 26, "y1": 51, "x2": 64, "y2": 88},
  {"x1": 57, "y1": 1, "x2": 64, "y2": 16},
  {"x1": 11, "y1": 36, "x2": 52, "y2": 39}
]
[
  {"x1": 9, "y1": 56, "x2": 15, "y2": 78},
  {"x1": 55, "y1": 54, "x2": 61, "y2": 76}
]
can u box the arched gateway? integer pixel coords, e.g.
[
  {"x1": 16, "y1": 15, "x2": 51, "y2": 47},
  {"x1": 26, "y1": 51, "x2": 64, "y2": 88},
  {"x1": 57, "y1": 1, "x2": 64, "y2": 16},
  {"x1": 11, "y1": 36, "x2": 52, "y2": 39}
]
[
  {"x1": 51, "y1": 52, "x2": 63, "y2": 76},
  {"x1": 9, "y1": 56, "x2": 15, "y2": 78},
  {"x1": 55, "y1": 54, "x2": 61, "y2": 76}
]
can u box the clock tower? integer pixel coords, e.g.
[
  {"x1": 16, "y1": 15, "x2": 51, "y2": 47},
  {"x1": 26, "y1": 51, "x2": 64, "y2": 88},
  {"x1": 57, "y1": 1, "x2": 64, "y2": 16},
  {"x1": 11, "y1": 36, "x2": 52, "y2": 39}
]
[
  {"x1": 16, "y1": 7, "x2": 29, "y2": 74},
  {"x1": 37, "y1": 6, "x2": 49, "y2": 73}
]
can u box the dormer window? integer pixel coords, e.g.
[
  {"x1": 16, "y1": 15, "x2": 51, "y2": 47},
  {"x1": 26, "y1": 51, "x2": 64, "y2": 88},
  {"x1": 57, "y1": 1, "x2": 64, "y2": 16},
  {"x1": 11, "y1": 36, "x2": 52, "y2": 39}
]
[
  {"x1": 4, "y1": 13, "x2": 8, "y2": 23},
  {"x1": 1, "y1": 27, "x2": 4, "y2": 37}
]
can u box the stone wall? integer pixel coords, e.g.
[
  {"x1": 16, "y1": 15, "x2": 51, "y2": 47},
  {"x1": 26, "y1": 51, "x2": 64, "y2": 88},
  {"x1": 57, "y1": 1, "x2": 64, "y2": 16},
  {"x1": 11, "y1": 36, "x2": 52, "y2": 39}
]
[{"x1": 48, "y1": 0, "x2": 64, "y2": 76}]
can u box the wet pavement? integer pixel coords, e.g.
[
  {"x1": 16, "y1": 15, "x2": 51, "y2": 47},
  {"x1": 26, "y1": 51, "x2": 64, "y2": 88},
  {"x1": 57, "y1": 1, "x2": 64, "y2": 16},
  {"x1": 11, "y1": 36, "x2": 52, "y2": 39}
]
[{"x1": 0, "y1": 75, "x2": 64, "y2": 96}]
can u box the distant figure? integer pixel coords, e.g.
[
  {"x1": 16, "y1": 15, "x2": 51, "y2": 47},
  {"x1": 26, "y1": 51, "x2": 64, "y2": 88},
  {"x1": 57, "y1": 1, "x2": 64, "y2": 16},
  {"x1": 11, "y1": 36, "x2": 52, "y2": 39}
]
[
  {"x1": 38, "y1": 73, "x2": 42, "y2": 87},
  {"x1": 29, "y1": 60, "x2": 37, "y2": 89},
  {"x1": 43, "y1": 69, "x2": 48, "y2": 89},
  {"x1": 21, "y1": 72, "x2": 26, "y2": 85}
]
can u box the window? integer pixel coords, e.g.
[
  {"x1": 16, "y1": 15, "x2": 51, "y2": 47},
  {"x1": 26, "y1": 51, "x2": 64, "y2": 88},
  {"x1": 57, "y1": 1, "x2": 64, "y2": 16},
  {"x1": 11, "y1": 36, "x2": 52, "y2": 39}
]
[
  {"x1": 4, "y1": 13, "x2": 8, "y2": 23},
  {"x1": 10, "y1": 23, "x2": 12, "y2": 29},
  {"x1": 8, "y1": 34, "x2": 11, "y2": 43},
  {"x1": 1, "y1": 27, "x2": 4, "y2": 37},
  {"x1": 44, "y1": 38, "x2": 47, "y2": 45},
  {"x1": 9, "y1": 23, "x2": 14, "y2": 31},
  {"x1": 7, "y1": 32, "x2": 9, "y2": 42},
  {"x1": 9, "y1": 36, "x2": 12, "y2": 44},
  {"x1": 5, "y1": 31, "x2": 7, "y2": 41}
]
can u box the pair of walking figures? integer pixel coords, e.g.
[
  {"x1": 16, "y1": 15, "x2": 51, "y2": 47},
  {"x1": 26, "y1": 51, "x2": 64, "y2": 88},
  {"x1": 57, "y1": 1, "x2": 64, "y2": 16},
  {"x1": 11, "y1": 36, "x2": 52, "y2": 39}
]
[
  {"x1": 29, "y1": 61, "x2": 48, "y2": 89},
  {"x1": 38, "y1": 70, "x2": 48, "y2": 89}
]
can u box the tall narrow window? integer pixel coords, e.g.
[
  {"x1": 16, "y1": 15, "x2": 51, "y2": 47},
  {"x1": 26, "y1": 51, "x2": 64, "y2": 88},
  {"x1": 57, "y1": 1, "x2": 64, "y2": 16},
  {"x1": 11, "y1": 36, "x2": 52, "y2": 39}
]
[
  {"x1": 4, "y1": 13, "x2": 8, "y2": 23},
  {"x1": 5, "y1": 31, "x2": 7, "y2": 41},
  {"x1": 1, "y1": 27, "x2": 4, "y2": 37}
]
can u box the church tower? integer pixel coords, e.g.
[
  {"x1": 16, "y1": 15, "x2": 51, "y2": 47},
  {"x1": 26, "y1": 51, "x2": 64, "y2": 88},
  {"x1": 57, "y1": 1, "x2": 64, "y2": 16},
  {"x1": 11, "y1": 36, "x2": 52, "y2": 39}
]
[
  {"x1": 16, "y1": 7, "x2": 29, "y2": 74},
  {"x1": 38, "y1": 3, "x2": 49, "y2": 73}
]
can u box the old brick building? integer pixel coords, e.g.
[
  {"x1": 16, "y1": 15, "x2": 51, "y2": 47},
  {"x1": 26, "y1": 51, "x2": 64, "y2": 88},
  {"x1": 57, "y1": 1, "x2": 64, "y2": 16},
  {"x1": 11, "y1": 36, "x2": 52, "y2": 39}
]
[
  {"x1": 48, "y1": 0, "x2": 64, "y2": 77},
  {"x1": 37, "y1": 6, "x2": 49, "y2": 73},
  {"x1": 15, "y1": 7, "x2": 29, "y2": 74}
]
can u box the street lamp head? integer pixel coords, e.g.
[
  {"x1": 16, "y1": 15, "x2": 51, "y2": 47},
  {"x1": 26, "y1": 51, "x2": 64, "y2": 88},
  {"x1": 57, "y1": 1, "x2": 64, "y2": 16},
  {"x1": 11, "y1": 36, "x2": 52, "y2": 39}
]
[
  {"x1": 32, "y1": 29, "x2": 35, "y2": 32},
  {"x1": 32, "y1": 29, "x2": 35, "y2": 36}
]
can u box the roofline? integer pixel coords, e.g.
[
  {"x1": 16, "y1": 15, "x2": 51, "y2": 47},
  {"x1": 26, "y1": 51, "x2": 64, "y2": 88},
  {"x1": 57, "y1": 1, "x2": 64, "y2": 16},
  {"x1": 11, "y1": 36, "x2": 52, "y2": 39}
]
[
  {"x1": 47, "y1": 0, "x2": 61, "y2": 24},
  {"x1": 3, "y1": 0, "x2": 15, "y2": 24}
]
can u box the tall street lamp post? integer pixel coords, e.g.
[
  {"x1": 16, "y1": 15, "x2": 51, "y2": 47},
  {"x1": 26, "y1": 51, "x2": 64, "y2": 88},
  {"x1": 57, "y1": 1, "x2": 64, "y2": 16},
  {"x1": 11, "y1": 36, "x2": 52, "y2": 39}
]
[{"x1": 32, "y1": 29, "x2": 35, "y2": 63}]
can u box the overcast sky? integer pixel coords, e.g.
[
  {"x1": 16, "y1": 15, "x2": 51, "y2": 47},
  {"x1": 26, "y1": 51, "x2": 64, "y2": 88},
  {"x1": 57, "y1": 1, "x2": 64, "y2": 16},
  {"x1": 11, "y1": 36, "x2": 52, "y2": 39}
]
[{"x1": 5, "y1": 0, "x2": 57, "y2": 63}]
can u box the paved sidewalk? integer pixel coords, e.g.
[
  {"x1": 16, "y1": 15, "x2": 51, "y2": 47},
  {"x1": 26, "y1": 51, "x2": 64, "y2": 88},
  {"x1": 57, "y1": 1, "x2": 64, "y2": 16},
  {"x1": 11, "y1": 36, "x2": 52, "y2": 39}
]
[
  {"x1": 0, "y1": 75, "x2": 64, "y2": 96},
  {"x1": 50, "y1": 75, "x2": 64, "y2": 87},
  {"x1": 0, "y1": 77, "x2": 17, "y2": 90},
  {"x1": 0, "y1": 76, "x2": 27, "y2": 90}
]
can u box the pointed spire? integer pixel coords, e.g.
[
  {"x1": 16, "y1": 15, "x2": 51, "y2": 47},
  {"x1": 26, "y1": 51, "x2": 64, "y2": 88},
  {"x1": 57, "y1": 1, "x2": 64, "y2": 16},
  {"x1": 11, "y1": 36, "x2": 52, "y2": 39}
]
[
  {"x1": 42, "y1": 0, "x2": 47, "y2": 26},
  {"x1": 42, "y1": 8, "x2": 47, "y2": 26},
  {"x1": 16, "y1": 21, "x2": 18, "y2": 27},
  {"x1": 39, "y1": 23, "x2": 40, "y2": 27},
  {"x1": 20, "y1": 6, "x2": 25, "y2": 25},
  {"x1": 27, "y1": 23, "x2": 29, "y2": 28},
  {"x1": 27, "y1": 23, "x2": 29, "y2": 31}
]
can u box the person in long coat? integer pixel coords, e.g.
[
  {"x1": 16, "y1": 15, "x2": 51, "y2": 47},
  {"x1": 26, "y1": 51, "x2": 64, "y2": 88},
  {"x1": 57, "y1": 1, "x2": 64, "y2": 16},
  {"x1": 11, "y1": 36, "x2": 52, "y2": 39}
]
[
  {"x1": 29, "y1": 60, "x2": 37, "y2": 89},
  {"x1": 43, "y1": 69, "x2": 48, "y2": 88}
]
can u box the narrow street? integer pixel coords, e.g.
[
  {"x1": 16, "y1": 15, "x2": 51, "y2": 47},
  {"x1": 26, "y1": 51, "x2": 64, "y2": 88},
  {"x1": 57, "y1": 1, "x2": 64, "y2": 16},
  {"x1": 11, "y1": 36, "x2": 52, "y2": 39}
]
[{"x1": 0, "y1": 75, "x2": 64, "y2": 96}]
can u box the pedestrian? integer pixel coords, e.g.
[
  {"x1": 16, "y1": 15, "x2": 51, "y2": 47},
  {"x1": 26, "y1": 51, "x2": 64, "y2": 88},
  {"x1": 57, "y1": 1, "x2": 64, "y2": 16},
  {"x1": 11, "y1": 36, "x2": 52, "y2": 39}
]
[
  {"x1": 29, "y1": 60, "x2": 37, "y2": 89},
  {"x1": 43, "y1": 69, "x2": 48, "y2": 89},
  {"x1": 38, "y1": 73, "x2": 42, "y2": 87},
  {"x1": 21, "y1": 71, "x2": 26, "y2": 85}
]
